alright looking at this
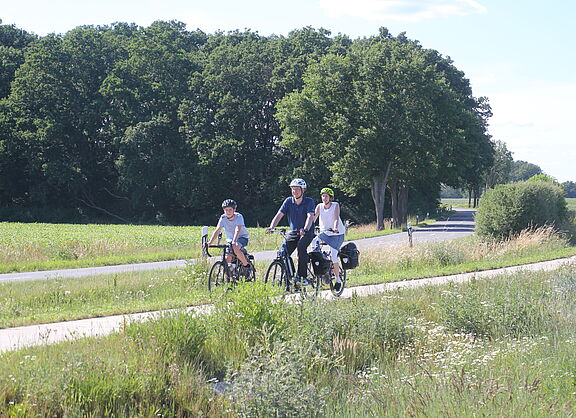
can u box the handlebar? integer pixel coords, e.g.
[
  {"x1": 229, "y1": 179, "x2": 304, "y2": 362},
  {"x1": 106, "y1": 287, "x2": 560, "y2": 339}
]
[{"x1": 203, "y1": 243, "x2": 231, "y2": 258}]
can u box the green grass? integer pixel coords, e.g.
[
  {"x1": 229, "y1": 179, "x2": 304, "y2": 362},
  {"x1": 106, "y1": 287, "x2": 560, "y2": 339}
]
[
  {"x1": 0, "y1": 219, "x2": 428, "y2": 274},
  {"x1": 1, "y1": 267, "x2": 575, "y2": 415},
  {"x1": 1, "y1": 227, "x2": 575, "y2": 328},
  {"x1": 443, "y1": 197, "x2": 576, "y2": 211}
]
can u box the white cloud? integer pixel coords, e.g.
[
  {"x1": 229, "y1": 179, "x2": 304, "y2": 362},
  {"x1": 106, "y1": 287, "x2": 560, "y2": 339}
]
[{"x1": 318, "y1": 0, "x2": 486, "y2": 22}]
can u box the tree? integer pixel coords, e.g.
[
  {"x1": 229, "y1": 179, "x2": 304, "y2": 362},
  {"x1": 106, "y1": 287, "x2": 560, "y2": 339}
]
[
  {"x1": 277, "y1": 29, "x2": 492, "y2": 229},
  {"x1": 483, "y1": 140, "x2": 513, "y2": 189},
  {"x1": 562, "y1": 181, "x2": 576, "y2": 198},
  {"x1": 509, "y1": 160, "x2": 542, "y2": 182}
]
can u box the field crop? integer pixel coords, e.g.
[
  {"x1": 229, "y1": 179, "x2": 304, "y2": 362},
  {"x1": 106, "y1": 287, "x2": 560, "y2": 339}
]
[{"x1": 0, "y1": 219, "x2": 422, "y2": 273}]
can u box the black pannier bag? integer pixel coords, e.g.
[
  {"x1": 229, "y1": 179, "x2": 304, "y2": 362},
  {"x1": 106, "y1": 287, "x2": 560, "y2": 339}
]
[
  {"x1": 338, "y1": 242, "x2": 359, "y2": 270},
  {"x1": 309, "y1": 251, "x2": 331, "y2": 275}
]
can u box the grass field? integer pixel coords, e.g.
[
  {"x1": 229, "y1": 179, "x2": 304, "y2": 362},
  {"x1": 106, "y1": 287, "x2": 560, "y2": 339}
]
[
  {"x1": 0, "y1": 216, "x2": 441, "y2": 274},
  {"x1": 1, "y1": 265, "x2": 574, "y2": 415},
  {"x1": 442, "y1": 197, "x2": 576, "y2": 211}
]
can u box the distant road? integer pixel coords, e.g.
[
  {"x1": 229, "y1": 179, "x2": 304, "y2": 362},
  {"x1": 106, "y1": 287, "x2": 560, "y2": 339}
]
[{"x1": 0, "y1": 209, "x2": 475, "y2": 284}]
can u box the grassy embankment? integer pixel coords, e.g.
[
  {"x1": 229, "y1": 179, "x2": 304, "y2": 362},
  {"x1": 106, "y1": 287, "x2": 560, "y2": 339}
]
[
  {"x1": 1, "y1": 226, "x2": 575, "y2": 328},
  {"x1": 0, "y1": 217, "x2": 435, "y2": 274},
  {"x1": 1, "y1": 264, "x2": 575, "y2": 415}
]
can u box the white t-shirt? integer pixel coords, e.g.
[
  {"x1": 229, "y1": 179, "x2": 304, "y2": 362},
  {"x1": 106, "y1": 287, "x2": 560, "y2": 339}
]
[
  {"x1": 317, "y1": 202, "x2": 345, "y2": 236},
  {"x1": 217, "y1": 212, "x2": 249, "y2": 241}
]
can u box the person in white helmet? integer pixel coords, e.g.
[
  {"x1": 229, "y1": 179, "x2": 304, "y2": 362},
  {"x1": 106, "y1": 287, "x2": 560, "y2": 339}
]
[{"x1": 266, "y1": 178, "x2": 316, "y2": 287}]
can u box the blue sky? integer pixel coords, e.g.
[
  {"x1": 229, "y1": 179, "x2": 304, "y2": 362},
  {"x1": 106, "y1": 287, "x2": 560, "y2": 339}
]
[{"x1": 3, "y1": 0, "x2": 575, "y2": 182}]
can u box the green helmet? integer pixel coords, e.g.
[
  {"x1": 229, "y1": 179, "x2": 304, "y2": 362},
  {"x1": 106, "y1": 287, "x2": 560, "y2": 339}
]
[{"x1": 320, "y1": 187, "x2": 334, "y2": 197}]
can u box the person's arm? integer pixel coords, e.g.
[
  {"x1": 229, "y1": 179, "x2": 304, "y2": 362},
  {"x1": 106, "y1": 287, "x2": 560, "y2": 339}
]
[
  {"x1": 207, "y1": 225, "x2": 222, "y2": 245},
  {"x1": 303, "y1": 212, "x2": 315, "y2": 233},
  {"x1": 268, "y1": 211, "x2": 284, "y2": 230},
  {"x1": 333, "y1": 202, "x2": 340, "y2": 233}
]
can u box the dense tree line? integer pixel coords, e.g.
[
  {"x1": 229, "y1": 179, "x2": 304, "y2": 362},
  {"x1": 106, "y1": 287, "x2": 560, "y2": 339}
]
[{"x1": 0, "y1": 21, "x2": 494, "y2": 226}]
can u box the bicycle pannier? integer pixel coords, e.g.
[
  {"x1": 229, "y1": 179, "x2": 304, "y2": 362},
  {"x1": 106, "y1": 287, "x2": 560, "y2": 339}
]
[
  {"x1": 338, "y1": 242, "x2": 359, "y2": 270},
  {"x1": 309, "y1": 251, "x2": 331, "y2": 275}
]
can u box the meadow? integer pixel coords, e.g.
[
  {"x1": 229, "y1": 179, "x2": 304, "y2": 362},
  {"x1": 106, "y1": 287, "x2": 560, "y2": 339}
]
[
  {"x1": 0, "y1": 218, "x2": 429, "y2": 274},
  {"x1": 1, "y1": 265, "x2": 574, "y2": 415},
  {"x1": 1, "y1": 226, "x2": 575, "y2": 328}
]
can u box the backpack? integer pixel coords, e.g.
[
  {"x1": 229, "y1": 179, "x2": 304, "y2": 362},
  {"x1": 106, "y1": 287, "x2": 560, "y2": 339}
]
[{"x1": 338, "y1": 242, "x2": 359, "y2": 270}]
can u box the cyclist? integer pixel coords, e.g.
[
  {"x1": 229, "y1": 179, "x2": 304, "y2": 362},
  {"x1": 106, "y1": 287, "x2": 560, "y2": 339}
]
[
  {"x1": 266, "y1": 178, "x2": 316, "y2": 288},
  {"x1": 311, "y1": 187, "x2": 346, "y2": 292},
  {"x1": 207, "y1": 199, "x2": 251, "y2": 273}
]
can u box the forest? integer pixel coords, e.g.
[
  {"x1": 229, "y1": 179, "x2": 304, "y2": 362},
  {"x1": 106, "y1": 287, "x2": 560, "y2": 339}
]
[{"x1": 0, "y1": 21, "x2": 494, "y2": 227}]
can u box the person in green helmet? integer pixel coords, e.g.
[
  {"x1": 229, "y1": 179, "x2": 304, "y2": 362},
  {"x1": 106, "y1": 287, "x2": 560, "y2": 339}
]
[{"x1": 311, "y1": 187, "x2": 346, "y2": 292}]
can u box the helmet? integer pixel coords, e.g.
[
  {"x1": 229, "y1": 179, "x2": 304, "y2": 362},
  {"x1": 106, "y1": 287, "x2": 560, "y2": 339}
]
[
  {"x1": 289, "y1": 178, "x2": 307, "y2": 189},
  {"x1": 221, "y1": 199, "x2": 237, "y2": 209},
  {"x1": 320, "y1": 187, "x2": 334, "y2": 197}
]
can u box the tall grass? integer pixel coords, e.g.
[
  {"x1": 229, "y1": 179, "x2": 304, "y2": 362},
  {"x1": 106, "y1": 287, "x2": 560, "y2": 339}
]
[{"x1": 1, "y1": 267, "x2": 575, "y2": 415}]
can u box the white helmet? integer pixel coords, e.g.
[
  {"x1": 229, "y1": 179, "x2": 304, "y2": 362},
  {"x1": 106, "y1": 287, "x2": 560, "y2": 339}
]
[{"x1": 289, "y1": 178, "x2": 307, "y2": 189}]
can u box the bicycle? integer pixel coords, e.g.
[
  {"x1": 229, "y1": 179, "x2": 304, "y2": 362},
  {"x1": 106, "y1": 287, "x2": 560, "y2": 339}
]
[
  {"x1": 203, "y1": 240, "x2": 256, "y2": 292},
  {"x1": 312, "y1": 237, "x2": 347, "y2": 297},
  {"x1": 264, "y1": 228, "x2": 321, "y2": 297}
]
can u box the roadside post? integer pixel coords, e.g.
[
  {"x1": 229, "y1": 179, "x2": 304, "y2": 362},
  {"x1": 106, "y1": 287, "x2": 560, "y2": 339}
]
[
  {"x1": 407, "y1": 222, "x2": 413, "y2": 247},
  {"x1": 201, "y1": 226, "x2": 208, "y2": 258}
]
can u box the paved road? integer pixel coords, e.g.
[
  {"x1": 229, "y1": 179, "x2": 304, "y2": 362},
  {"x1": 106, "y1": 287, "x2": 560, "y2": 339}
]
[{"x1": 0, "y1": 209, "x2": 475, "y2": 284}]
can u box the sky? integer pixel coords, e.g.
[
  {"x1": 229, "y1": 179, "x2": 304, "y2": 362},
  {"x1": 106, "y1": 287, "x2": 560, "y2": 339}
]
[{"x1": 2, "y1": 0, "x2": 575, "y2": 182}]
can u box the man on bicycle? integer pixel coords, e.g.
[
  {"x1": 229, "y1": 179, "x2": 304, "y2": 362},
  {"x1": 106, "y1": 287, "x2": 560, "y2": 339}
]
[
  {"x1": 207, "y1": 199, "x2": 251, "y2": 273},
  {"x1": 266, "y1": 178, "x2": 315, "y2": 288}
]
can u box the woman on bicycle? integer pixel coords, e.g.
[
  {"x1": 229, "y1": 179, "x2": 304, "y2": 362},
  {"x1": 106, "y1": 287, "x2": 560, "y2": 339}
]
[
  {"x1": 311, "y1": 187, "x2": 346, "y2": 292},
  {"x1": 207, "y1": 199, "x2": 251, "y2": 272}
]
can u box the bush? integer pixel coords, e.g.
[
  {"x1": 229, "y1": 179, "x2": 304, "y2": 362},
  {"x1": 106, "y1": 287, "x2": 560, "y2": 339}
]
[{"x1": 476, "y1": 181, "x2": 569, "y2": 240}]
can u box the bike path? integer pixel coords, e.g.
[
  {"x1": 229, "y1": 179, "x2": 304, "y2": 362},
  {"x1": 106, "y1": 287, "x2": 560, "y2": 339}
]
[
  {"x1": 1, "y1": 254, "x2": 574, "y2": 353},
  {"x1": 0, "y1": 209, "x2": 474, "y2": 284}
]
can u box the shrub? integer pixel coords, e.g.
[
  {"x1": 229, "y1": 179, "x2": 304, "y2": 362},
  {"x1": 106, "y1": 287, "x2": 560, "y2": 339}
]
[
  {"x1": 476, "y1": 181, "x2": 569, "y2": 240},
  {"x1": 230, "y1": 341, "x2": 326, "y2": 417}
]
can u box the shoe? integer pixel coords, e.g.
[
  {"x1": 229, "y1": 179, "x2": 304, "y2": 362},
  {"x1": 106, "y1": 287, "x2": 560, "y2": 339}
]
[
  {"x1": 333, "y1": 282, "x2": 342, "y2": 292},
  {"x1": 293, "y1": 277, "x2": 302, "y2": 290}
]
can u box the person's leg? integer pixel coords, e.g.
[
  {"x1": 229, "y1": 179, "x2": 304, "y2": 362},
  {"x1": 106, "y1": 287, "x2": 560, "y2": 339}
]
[
  {"x1": 330, "y1": 246, "x2": 341, "y2": 282},
  {"x1": 233, "y1": 238, "x2": 249, "y2": 266},
  {"x1": 296, "y1": 233, "x2": 313, "y2": 278}
]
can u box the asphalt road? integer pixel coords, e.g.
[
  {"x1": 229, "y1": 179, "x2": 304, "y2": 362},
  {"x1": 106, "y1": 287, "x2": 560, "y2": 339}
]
[{"x1": 0, "y1": 209, "x2": 475, "y2": 284}]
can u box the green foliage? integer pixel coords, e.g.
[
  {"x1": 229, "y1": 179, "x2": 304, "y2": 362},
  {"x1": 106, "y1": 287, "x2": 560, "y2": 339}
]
[
  {"x1": 230, "y1": 340, "x2": 327, "y2": 417},
  {"x1": 297, "y1": 298, "x2": 415, "y2": 369},
  {"x1": 439, "y1": 274, "x2": 552, "y2": 338},
  {"x1": 563, "y1": 181, "x2": 576, "y2": 198},
  {"x1": 509, "y1": 160, "x2": 543, "y2": 182},
  {"x1": 527, "y1": 173, "x2": 557, "y2": 183},
  {"x1": 476, "y1": 181, "x2": 569, "y2": 240},
  {"x1": 209, "y1": 282, "x2": 288, "y2": 343},
  {"x1": 126, "y1": 312, "x2": 207, "y2": 362}
]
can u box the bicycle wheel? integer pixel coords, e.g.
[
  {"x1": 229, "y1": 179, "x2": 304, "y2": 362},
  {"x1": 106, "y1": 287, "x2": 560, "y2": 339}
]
[
  {"x1": 264, "y1": 260, "x2": 287, "y2": 290},
  {"x1": 208, "y1": 261, "x2": 227, "y2": 292},
  {"x1": 330, "y1": 266, "x2": 347, "y2": 297}
]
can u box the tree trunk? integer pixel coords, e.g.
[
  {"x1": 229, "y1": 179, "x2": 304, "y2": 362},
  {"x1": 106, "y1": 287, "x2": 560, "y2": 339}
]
[
  {"x1": 390, "y1": 179, "x2": 408, "y2": 227},
  {"x1": 371, "y1": 162, "x2": 392, "y2": 230}
]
